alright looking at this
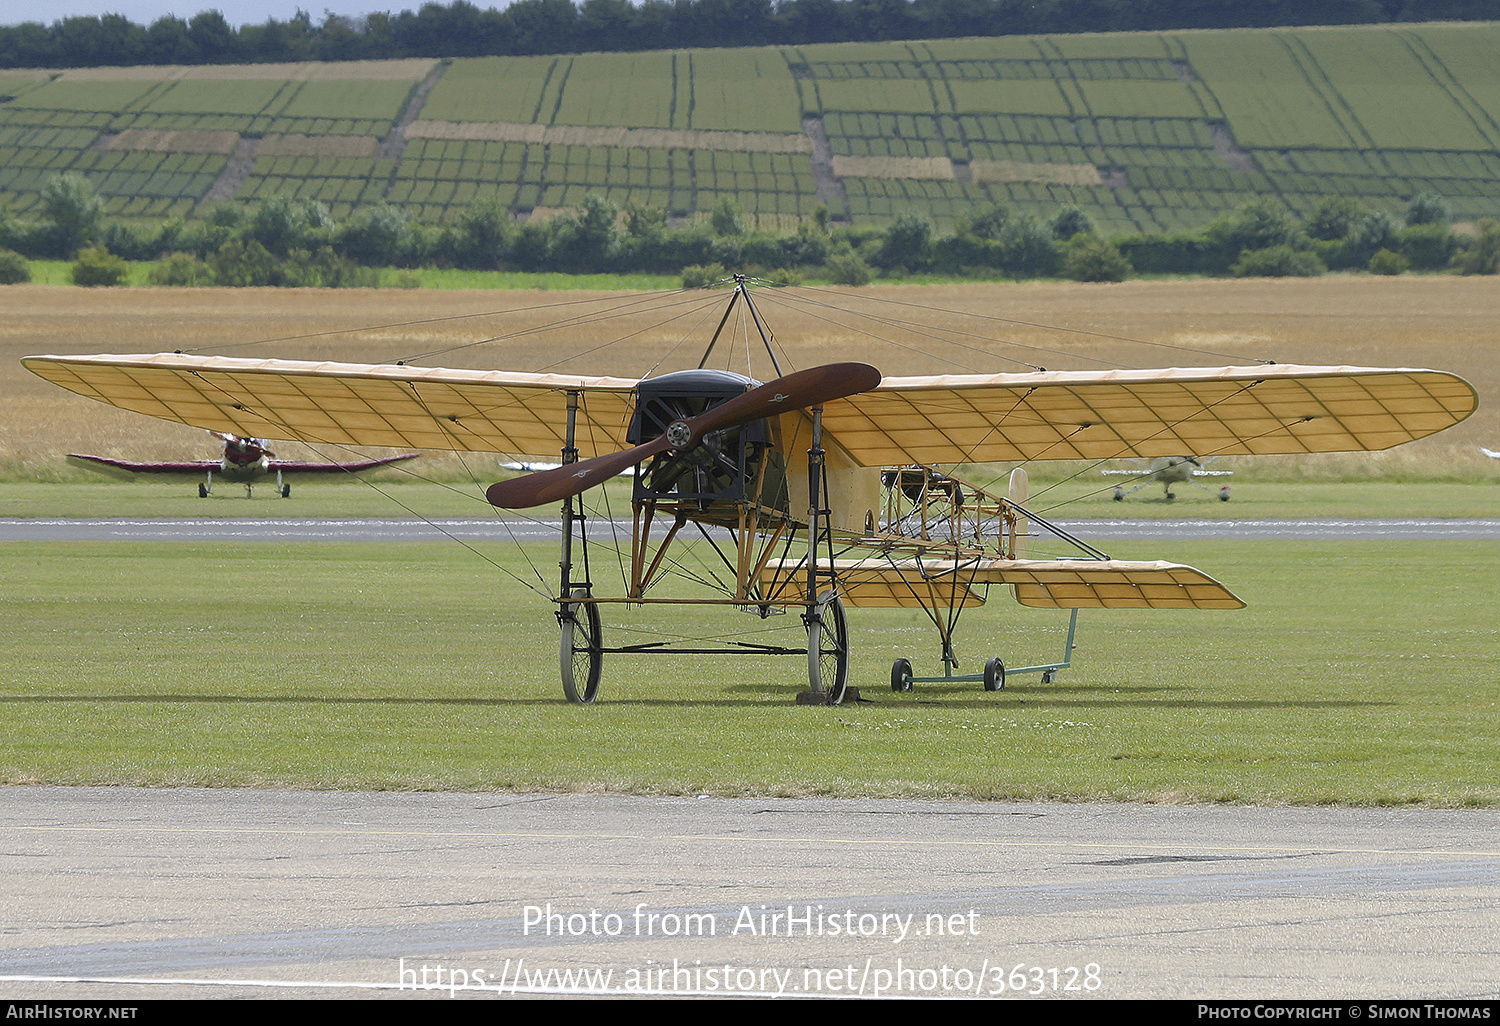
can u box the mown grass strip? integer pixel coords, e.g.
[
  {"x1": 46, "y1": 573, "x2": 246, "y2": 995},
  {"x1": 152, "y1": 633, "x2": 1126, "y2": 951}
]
[{"x1": 0, "y1": 538, "x2": 1494, "y2": 803}]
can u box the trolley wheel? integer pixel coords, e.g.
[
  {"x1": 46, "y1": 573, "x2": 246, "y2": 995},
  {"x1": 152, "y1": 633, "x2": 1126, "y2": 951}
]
[
  {"x1": 198, "y1": 483, "x2": 208, "y2": 498},
  {"x1": 281, "y1": 484, "x2": 291, "y2": 498},
  {"x1": 559, "y1": 589, "x2": 602, "y2": 704},
  {"x1": 891, "y1": 657, "x2": 913, "y2": 692},
  {"x1": 807, "y1": 593, "x2": 849, "y2": 705},
  {"x1": 983, "y1": 656, "x2": 1006, "y2": 692}
]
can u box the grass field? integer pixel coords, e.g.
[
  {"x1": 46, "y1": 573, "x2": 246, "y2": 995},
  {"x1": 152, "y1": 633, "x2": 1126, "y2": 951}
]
[
  {"x1": 2, "y1": 277, "x2": 1495, "y2": 803},
  {"x1": 1, "y1": 538, "x2": 1495, "y2": 804}
]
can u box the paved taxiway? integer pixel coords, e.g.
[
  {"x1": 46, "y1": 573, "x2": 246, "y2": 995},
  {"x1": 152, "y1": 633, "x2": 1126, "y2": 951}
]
[
  {"x1": 3, "y1": 788, "x2": 1499, "y2": 1000},
  {"x1": 4, "y1": 516, "x2": 1498, "y2": 541}
]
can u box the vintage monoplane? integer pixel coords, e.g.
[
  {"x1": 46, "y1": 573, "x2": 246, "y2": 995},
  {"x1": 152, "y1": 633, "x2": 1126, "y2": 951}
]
[
  {"x1": 68, "y1": 430, "x2": 418, "y2": 497},
  {"x1": 23, "y1": 279, "x2": 1477, "y2": 703},
  {"x1": 1103, "y1": 455, "x2": 1233, "y2": 501}
]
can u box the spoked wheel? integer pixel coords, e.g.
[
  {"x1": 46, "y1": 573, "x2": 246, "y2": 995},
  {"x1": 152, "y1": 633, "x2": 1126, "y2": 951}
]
[
  {"x1": 559, "y1": 589, "x2": 603, "y2": 704},
  {"x1": 807, "y1": 593, "x2": 850, "y2": 705},
  {"x1": 891, "y1": 658, "x2": 913, "y2": 692}
]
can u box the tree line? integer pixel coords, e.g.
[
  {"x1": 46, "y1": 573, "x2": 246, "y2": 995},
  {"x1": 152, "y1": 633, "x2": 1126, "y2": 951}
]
[
  {"x1": 1, "y1": 173, "x2": 1496, "y2": 289},
  {"x1": 3, "y1": 0, "x2": 1499, "y2": 70}
]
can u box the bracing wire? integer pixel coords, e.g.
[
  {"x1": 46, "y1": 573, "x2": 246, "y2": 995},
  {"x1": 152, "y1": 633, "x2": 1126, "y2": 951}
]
[{"x1": 162, "y1": 277, "x2": 1293, "y2": 668}]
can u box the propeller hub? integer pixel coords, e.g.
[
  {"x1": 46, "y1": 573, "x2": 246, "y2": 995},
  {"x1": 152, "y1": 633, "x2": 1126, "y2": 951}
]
[{"x1": 665, "y1": 420, "x2": 693, "y2": 449}]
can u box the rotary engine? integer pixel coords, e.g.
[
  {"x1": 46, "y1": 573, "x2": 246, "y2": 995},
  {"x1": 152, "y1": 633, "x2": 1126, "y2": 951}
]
[{"x1": 627, "y1": 368, "x2": 789, "y2": 513}]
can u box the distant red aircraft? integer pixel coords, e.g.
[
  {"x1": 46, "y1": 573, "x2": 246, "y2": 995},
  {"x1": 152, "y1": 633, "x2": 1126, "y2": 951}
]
[{"x1": 68, "y1": 432, "x2": 418, "y2": 497}]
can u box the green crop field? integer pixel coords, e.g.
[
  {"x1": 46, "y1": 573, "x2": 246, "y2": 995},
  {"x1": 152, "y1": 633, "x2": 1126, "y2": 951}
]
[{"x1": 3, "y1": 23, "x2": 1500, "y2": 231}]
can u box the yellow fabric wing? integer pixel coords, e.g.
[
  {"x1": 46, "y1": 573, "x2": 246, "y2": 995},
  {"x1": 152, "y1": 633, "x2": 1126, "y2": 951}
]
[
  {"x1": 23, "y1": 353, "x2": 640, "y2": 458},
  {"x1": 23, "y1": 355, "x2": 1475, "y2": 465},
  {"x1": 824, "y1": 364, "x2": 1477, "y2": 464},
  {"x1": 759, "y1": 557, "x2": 1244, "y2": 610}
]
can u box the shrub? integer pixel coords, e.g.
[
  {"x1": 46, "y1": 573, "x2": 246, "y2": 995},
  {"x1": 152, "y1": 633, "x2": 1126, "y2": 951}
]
[
  {"x1": 544, "y1": 195, "x2": 622, "y2": 274},
  {"x1": 1231, "y1": 245, "x2": 1325, "y2": 278},
  {"x1": 1303, "y1": 196, "x2": 1364, "y2": 242},
  {"x1": 287, "y1": 246, "x2": 380, "y2": 288},
  {"x1": 147, "y1": 251, "x2": 214, "y2": 286},
  {"x1": 1061, "y1": 235, "x2": 1132, "y2": 282},
  {"x1": 824, "y1": 250, "x2": 872, "y2": 286},
  {"x1": 1050, "y1": 206, "x2": 1093, "y2": 240},
  {"x1": 871, "y1": 213, "x2": 932, "y2": 271},
  {"x1": 246, "y1": 196, "x2": 332, "y2": 256},
  {"x1": 708, "y1": 235, "x2": 744, "y2": 269},
  {"x1": 709, "y1": 197, "x2": 746, "y2": 237},
  {"x1": 71, "y1": 246, "x2": 129, "y2": 286},
  {"x1": 209, "y1": 239, "x2": 283, "y2": 286},
  {"x1": 1455, "y1": 219, "x2": 1500, "y2": 275},
  {"x1": 1115, "y1": 232, "x2": 1218, "y2": 275},
  {"x1": 682, "y1": 263, "x2": 727, "y2": 288},
  {"x1": 338, "y1": 203, "x2": 413, "y2": 267},
  {"x1": 963, "y1": 204, "x2": 1012, "y2": 240},
  {"x1": 1368, "y1": 248, "x2": 1409, "y2": 276},
  {"x1": 1348, "y1": 211, "x2": 1402, "y2": 262},
  {"x1": 0, "y1": 247, "x2": 30, "y2": 284},
  {"x1": 1405, "y1": 192, "x2": 1451, "y2": 227},
  {"x1": 1206, "y1": 200, "x2": 1303, "y2": 257},
  {"x1": 96, "y1": 221, "x2": 157, "y2": 262},
  {"x1": 1309, "y1": 236, "x2": 1365, "y2": 272},
  {"x1": 1397, "y1": 223, "x2": 1459, "y2": 270},
  {"x1": 996, "y1": 215, "x2": 1060, "y2": 277},
  {"x1": 40, "y1": 173, "x2": 104, "y2": 258}
]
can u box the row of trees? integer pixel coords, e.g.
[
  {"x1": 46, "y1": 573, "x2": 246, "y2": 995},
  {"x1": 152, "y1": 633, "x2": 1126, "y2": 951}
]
[
  {"x1": 3, "y1": 0, "x2": 1499, "y2": 70},
  {"x1": 2, "y1": 174, "x2": 1496, "y2": 288}
]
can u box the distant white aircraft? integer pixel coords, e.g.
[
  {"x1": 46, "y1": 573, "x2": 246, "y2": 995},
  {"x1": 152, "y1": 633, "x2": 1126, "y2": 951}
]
[
  {"x1": 1482, "y1": 447, "x2": 1500, "y2": 459},
  {"x1": 1104, "y1": 456, "x2": 1232, "y2": 501}
]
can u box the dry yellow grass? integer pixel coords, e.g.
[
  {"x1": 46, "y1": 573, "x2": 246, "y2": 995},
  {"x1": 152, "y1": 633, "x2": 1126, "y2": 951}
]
[
  {"x1": 410, "y1": 119, "x2": 813, "y2": 154},
  {"x1": 256, "y1": 134, "x2": 380, "y2": 157},
  {"x1": 831, "y1": 155, "x2": 956, "y2": 180},
  {"x1": 105, "y1": 129, "x2": 240, "y2": 154},
  {"x1": 829, "y1": 155, "x2": 1105, "y2": 185},
  {"x1": 57, "y1": 59, "x2": 436, "y2": 82},
  {"x1": 969, "y1": 159, "x2": 1105, "y2": 186},
  {"x1": 4, "y1": 277, "x2": 1494, "y2": 477}
]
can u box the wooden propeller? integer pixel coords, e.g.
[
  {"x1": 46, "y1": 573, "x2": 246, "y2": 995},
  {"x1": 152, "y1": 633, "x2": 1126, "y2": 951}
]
[{"x1": 485, "y1": 362, "x2": 881, "y2": 509}]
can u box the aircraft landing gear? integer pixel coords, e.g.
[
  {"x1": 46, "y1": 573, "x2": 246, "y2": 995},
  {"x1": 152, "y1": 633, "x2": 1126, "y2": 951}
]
[
  {"x1": 890, "y1": 609, "x2": 1079, "y2": 694},
  {"x1": 558, "y1": 589, "x2": 602, "y2": 704},
  {"x1": 890, "y1": 658, "x2": 913, "y2": 692},
  {"x1": 983, "y1": 657, "x2": 1006, "y2": 691},
  {"x1": 806, "y1": 593, "x2": 849, "y2": 705}
]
